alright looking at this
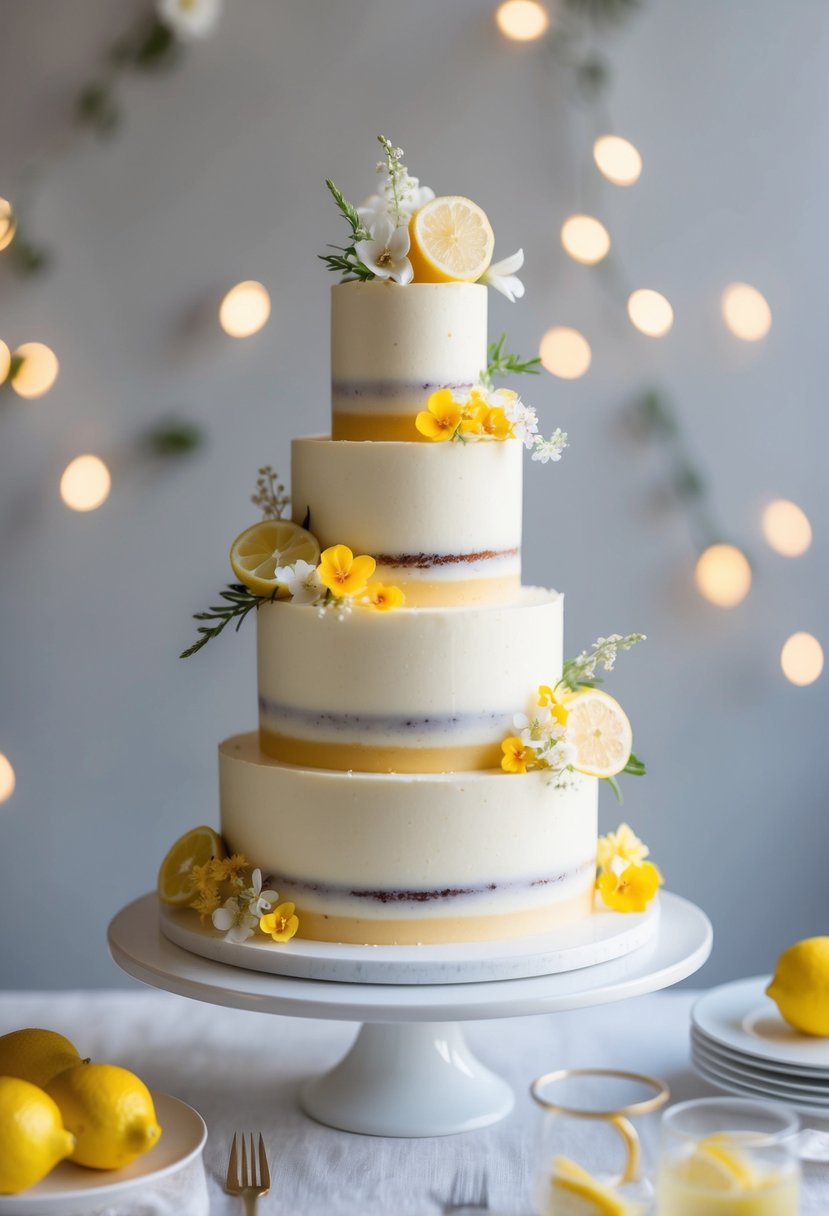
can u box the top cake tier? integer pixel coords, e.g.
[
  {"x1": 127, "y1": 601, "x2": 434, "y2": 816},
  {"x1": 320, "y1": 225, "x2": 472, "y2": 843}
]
[{"x1": 331, "y1": 281, "x2": 487, "y2": 441}]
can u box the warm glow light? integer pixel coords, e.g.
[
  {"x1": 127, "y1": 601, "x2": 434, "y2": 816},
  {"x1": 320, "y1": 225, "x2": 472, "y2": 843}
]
[
  {"x1": 593, "y1": 135, "x2": 642, "y2": 186},
  {"x1": 219, "y1": 281, "x2": 271, "y2": 338},
  {"x1": 0, "y1": 753, "x2": 15, "y2": 804},
  {"x1": 10, "y1": 342, "x2": 59, "y2": 399},
  {"x1": 495, "y1": 0, "x2": 549, "y2": 40},
  {"x1": 762, "y1": 500, "x2": 812, "y2": 558},
  {"x1": 539, "y1": 326, "x2": 591, "y2": 379},
  {"x1": 0, "y1": 340, "x2": 10, "y2": 385},
  {"x1": 627, "y1": 289, "x2": 674, "y2": 337},
  {"x1": 560, "y1": 215, "x2": 611, "y2": 265},
  {"x1": 60, "y1": 454, "x2": 111, "y2": 512},
  {"x1": 0, "y1": 199, "x2": 15, "y2": 251},
  {"x1": 722, "y1": 282, "x2": 772, "y2": 341},
  {"x1": 781, "y1": 632, "x2": 824, "y2": 687},
  {"x1": 695, "y1": 543, "x2": 752, "y2": 608}
]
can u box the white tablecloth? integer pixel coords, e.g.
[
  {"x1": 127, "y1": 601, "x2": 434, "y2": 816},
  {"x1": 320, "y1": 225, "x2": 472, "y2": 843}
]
[{"x1": 1, "y1": 989, "x2": 826, "y2": 1214}]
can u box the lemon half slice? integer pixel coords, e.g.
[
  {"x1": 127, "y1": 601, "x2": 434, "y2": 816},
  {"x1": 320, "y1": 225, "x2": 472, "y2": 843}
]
[
  {"x1": 230, "y1": 520, "x2": 320, "y2": 598},
  {"x1": 551, "y1": 1155, "x2": 643, "y2": 1215},
  {"x1": 674, "y1": 1137, "x2": 759, "y2": 1191},
  {"x1": 563, "y1": 689, "x2": 633, "y2": 779},
  {"x1": 157, "y1": 825, "x2": 225, "y2": 907},
  {"x1": 408, "y1": 196, "x2": 495, "y2": 283}
]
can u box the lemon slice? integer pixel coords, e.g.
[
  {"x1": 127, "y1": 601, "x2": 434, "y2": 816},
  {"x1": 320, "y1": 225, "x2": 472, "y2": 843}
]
[
  {"x1": 562, "y1": 689, "x2": 633, "y2": 779},
  {"x1": 157, "y1": 825, "x2": 225, "y2": 907},
  {"x1": 408, "y1": 196, "x2": 495, "y2": 283},
  {"x1": 674, "y1": 1138, "x2": 759, "y2": 1191},
  {"x1": 551, "y1": 1155, "x2": 642, "y2": 1215},
  {"x1": 230, "y1": 520, "x2": 320, "y2": 598}
]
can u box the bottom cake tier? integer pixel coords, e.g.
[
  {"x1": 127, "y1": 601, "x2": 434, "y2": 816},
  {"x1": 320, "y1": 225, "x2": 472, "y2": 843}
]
[{"x1": 219, "y1": 733, "x2": 599, "y2": 945}]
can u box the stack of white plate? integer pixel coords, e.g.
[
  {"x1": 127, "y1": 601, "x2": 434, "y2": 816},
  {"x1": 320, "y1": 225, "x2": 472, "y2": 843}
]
[{"x1": 692, "y1": 977, "x2": 829, "y2": 1118}]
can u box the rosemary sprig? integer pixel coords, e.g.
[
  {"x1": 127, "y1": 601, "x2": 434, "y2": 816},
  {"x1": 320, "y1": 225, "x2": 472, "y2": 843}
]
[
  {"x1": 180, "y1": 584, "x2": 273, "y2": 659},
  {"x1": 482, "y1": 333, "x2": 542, "y2": 388},
  {"x1": 319, "y1": 178, "x2": 374, "y2": 281}
]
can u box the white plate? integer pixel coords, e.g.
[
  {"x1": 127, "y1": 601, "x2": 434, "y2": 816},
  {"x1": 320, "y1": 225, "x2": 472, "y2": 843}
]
[
  {"x1": 692, "y1": 1038, "x2": 829, "y2": 1102},
  {"x1": 0, "y1": 1091, "x2": 207, "y2": 1215},
  {"x1": 692, "y1": 1028, "x2": 829, "y2": 1086},
  {"x1": 692, "y1": 1053, "x2": 829, "y2": 1120},
  {"x1": 692, "y1": 977, "x2": 829, "y2": 1070},
  {"x1": 160, "y1": 895, "x2": 660, "y2": 985}
]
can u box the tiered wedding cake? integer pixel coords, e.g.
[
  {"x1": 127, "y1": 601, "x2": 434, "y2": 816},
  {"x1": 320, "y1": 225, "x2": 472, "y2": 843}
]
[{"x1": 159, "y1": 139, "x2": 660, "y2": 950}]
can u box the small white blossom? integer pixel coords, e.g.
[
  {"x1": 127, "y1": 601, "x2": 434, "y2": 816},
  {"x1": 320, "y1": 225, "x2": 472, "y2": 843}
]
[
  {"x1": 480, "y1": 248, "x2": 525, "y2": 302},
  {"x1": 543, "y1": 739, "x2": 577, "y2": 770},
  {"x1": 212, "y1": 896, "x2": 258, "y2": 943},
  {"x1": 531, "y1": 429, "x2": 569, "y2": 464},
  {"x1": 275, "y1": 559, "x2": 324, "y2": 605},
  {"x1": 156, "y1": 0, "x2": 222, "y2": 40},
  {"x1": 239, "y1": 869, "x2": 279, "y2": 917},
  {"x1": 355, "y1": 214, "x2": 413, "y2": 285},
  {"x1": 502, "y1": 394, "x2": 539, "y2": 449}
]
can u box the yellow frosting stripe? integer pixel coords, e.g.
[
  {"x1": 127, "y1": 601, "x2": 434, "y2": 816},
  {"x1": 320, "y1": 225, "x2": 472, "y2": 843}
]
[
  {"x1": 290, "y1": 888, "x2": 595, "y2": 945},
  {"x1": 259, "y1": 729, "x2": 502, "y2": 774},
  {"x1": 373, "y1": 573, "x2": 520, "y2": 607},
  {"x1": 332, "y1": 412, "x2": 424, "y2": 442}
]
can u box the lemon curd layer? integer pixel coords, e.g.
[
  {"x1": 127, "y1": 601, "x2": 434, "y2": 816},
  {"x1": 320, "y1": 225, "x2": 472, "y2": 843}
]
[
  {"x1": 219, "y1": 733, "x2": 598, "y2": 945},
  {"x1": 330, "y1": 281, "x2": 487, "y2": 440},
  {"x1": 256, "y1": 588, "x2": 563, "y2": 772},
  {"x1": 291, "y1": 435, "x2": 522, "y2": 607}
]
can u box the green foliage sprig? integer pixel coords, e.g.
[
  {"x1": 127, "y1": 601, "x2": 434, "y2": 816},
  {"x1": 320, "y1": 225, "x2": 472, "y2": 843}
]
[
  {"x1": 319, "y1": 180, "x2": 374, "y2": 282},
  {"x1": 481, "y1": 334, "x2": 542, "y2": 389},
  {"x1": 181, "y1": 584, "x2": 274, "y2": 659}
]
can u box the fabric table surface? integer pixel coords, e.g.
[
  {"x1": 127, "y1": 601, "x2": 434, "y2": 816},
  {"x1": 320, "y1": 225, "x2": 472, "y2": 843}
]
[{"x1": 1, "y1": 988, "x2": 827, "y2": 1215}]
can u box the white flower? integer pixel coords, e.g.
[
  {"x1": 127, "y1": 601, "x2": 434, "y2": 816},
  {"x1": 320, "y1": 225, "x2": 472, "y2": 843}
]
[
  {"x1": 239, "y1": 869, "x2": 279, "y2": 917},
  {"x1": 275, "y1": 560, "x2": 323, "y2": 605},
  {"x1": 543, "y1": 739, "x2": 577, "y2": 770},
  {"x1": 479, "y1": 248, "x2": 525, "y2": 302},
  {"x1": 356, "y1": 214, "x2": 413, "y2": 285},
  {"x1": 399, "y1": 180, "x2": 434, "y2": 214},
  {"x1": 531, "y1": 430, "x2": 569, "y2": 464},
  {"x1": 357, "y1": 193, "x2": 388, "y2": 230},
  {"x1": 156, "y1": 0, "x2": 222, "y2": 40},
  {"x1": 212, "y1": 896, "x2": 258, "y2": 943},
  {"x1": 502, "y1": 394, "x2": 539, "y2": 449}
]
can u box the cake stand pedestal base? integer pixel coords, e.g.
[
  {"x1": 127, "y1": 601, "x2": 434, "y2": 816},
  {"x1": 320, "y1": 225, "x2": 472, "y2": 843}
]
[{"x1": 301, "y1": 1021, "x2": 514, "y2": 1136}]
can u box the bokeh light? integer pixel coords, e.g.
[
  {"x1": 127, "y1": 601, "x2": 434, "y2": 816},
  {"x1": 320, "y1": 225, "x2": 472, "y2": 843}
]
[
  {"x1": 539, "y1": 326, "x2": 591, "y2": 379},
  {"x1": 0, "y1": 753, "x2": 15, "y2": 804},
  {"x1": 561, "y1": 215, "x2": 611, "y2": 265},
  {"x1": 495, "y1": 0, "x2": 549, "y2": 40},
  {"x1": 627, "y1": 289, "x2": 674, "y2": 337},
  {"x1": 781, "y1": 633, "x2": 824, "y2": 687},
  {"x1": 60, "y1": 454, "x2": 112, "y2": 512},
  {"x1": 762, "y1": 500, "x2": 812, "y2": 558},
  {"x1": 593, "y1": 135, "x2": 642, "y2": 186},
  {"x1": 0, "y1": 340, "x2": 10, "y2": 385},
  {"x1": 219, "y1": 281, "x2": 271, "y2": 338},
  {"x1": 10, "y1": 342, "x2": 59, "y2": 399},
  {"x1": 695, "y1": 543, "x2": 752, "y2": 608},
  {"x1": 722, "y1": 282, "x2": 772, "y2": 341},
  {"x1": 0, "y1": 199, "x2": 15, "y2": 251}
]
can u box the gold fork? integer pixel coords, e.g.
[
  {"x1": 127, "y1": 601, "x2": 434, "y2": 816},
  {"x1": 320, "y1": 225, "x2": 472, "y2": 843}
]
[{"x1": 225, "y1": 1132, "x2": 270, "y2": 1214}]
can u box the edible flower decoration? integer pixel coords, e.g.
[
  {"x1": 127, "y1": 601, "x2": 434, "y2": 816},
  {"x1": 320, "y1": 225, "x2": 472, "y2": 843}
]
[
  {"x1": 596, "y1": 823, "x2": 663, "y2": 913},
  {"x1": 260, "y1": 902, "x2": 300, "y2": 943},
  {"x1": 317, "y1": 544, "x2": 377, "y2": 599},
  {"x1": 416, "y1": 384, "x2": 567, "y2": 464},
  {"x1": 499, "y1": 635, "x2": 647, "y2": 799}
]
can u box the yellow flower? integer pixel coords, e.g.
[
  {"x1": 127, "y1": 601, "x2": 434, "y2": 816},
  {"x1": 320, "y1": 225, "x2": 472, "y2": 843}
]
[
  {"x1": 597, "y1": 823, "x2": 650, "y2": 872},
  {"x1": 459, "y1": 402, "x2": 513, "y2": 441},
  {"x1": 260, "y1": 902, "x2": 299, "y2": 943},
  {"x1": 189, "y1": 861, "x2": 216, "y2": 896},
  {"x1": 360, "y1": 583, "x2": 405, "y2": 611},
  {"x1": 208, "y1": 853, "x2": 249, "y2": 885},
  {"x1": 318, "y1": 544, "x2": 377, "y2": 599},
  {"x1": 415, "y1": 388, "x2": 463, "y2": 441},
  {"x1": 537, "y1": 685, "x2": 569, "y2": 726},
  {"x1": 501, "y1": 736, "x2": 537, "y2": 774},
  {"x1": 189, "y1": 888, "x2": 221, "y2": 923},
  {"x1": 597, "y1": 861, "x2": 663, "y2": 913}
]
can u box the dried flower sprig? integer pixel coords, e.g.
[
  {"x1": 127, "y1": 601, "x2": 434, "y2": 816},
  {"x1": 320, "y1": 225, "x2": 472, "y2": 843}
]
[
  {"x1": 251, "y1": 465, "x2": 289, "y2": 519},
  {"x1": 560, "y1": 633, "x2": 647, "y2": 691}
]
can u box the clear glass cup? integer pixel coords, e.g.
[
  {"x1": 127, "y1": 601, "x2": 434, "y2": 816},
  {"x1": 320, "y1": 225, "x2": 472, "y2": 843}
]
[
  {"x1": 531, "y1": 1068, "x2": 670, "y2": 1215},
  {"x1": 656, "y1": 1097, "x2": 800, "y2": 1215}
]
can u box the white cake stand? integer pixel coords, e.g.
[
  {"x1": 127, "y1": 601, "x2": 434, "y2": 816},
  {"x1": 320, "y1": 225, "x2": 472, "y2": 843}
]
[{"x1": 108, "y1": 892, "x2": 711, "y2": 1138}]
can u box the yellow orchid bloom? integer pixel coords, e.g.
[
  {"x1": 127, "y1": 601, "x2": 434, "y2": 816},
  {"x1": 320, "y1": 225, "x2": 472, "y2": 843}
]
[
  {"x1": 501, "y1": 736, "x2": 537, "y2": 774},
  {"x1": 415, "y1": 388, "x2": 463, "y2": 441},
  {"x1": 360, "y1": 583, "x2": 406, "y2": 611},
  {"x1": 318, "y1": 544, "x2": 377, "y2": 599},
  {"x1": 260, "y1": 902, "x2": 300, "y2": 943},
  {"x1": 597, "y1": 861, "x2": 663, "y2": 913}
]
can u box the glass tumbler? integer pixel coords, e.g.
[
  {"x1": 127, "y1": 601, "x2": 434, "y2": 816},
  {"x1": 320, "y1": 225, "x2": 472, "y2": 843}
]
[
  {"x1": 656, "y1": 1097, "x2": 800, "y2": 1215},
  {"x1": 531, "y1": 1068, "x2": 670, "y2": 1215}
]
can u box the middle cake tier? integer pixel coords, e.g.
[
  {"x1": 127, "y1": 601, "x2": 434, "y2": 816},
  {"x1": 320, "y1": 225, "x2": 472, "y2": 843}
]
[{"x1": 258, "y1": 587, "x2": 563, "y2": 773}]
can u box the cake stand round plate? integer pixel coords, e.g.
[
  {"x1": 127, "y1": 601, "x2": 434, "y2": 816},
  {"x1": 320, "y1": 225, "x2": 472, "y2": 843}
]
[
  {"x1": 159, "y1": 896, "x2": 660, "y2": 985},
  {"x1": 108, "y1": 892, "x2": 711, "y2": 1138}
]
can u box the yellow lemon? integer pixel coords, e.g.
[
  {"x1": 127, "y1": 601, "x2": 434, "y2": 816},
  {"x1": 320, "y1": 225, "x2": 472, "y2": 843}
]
[
  {"x1": 0, "y1": 1076, "x2": 75, "y2": 1194},
  {"x1": 675, "y1": 1137, "x2": 758, "y2": 1191},
  {"x1": 45, "y1": 1062, "x2": 161, "y2": 1170},
  {"x1": 229, "y1": 520, "x2": 320, "y2": 598},
  {"x1": 408, "y1": 196, "x2": 495, "y2": 283},
  {"x1": 0, "y1": 1028, "x2": 84, "y2": 1089},
  {"x1": 767, "y1": 936, "x2": 829, "y2": 1036},
  {"x1": 157, "y1": 824, "x2": 225, "y2": 907},
  {"x1": 561, "y1": 689, "x2": 633, "y2": 779},
  {"x1": 550, "y1": 1155, "x2": 643, "y2": 1214}
]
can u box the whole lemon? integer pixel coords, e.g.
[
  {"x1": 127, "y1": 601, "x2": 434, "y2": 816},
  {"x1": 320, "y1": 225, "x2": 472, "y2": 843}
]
[
  {"x1": 767, "y1": 936, "x2": 829, "y2": 1036},
  {"x1": 45, "y1": 1062, "x2": 162, "y2": 1170},
  {"x1": 0, "y1": 1076, "x2": 76, "y2": 1194},
  {"x1": 0, "y1": 1028, "x2": 83, "y2": 1088}
]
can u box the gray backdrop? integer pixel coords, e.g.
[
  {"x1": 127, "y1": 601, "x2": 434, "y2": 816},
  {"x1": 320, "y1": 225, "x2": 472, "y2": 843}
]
[{"x1": 1, "y1": 0, "x2": 827, "y2": 990}]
